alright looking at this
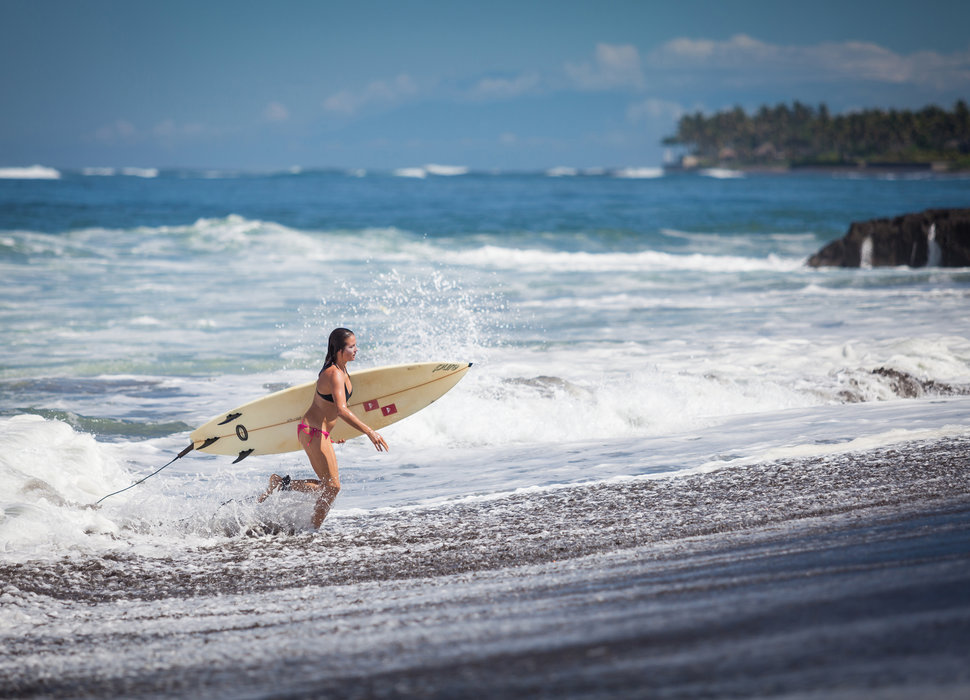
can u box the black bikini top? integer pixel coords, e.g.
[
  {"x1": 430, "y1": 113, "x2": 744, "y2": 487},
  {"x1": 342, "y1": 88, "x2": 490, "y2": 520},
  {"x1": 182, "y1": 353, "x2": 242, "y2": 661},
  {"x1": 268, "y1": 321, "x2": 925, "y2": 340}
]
[{"x1": 317, "y1": 386, "x2": 352, "y2": 403}]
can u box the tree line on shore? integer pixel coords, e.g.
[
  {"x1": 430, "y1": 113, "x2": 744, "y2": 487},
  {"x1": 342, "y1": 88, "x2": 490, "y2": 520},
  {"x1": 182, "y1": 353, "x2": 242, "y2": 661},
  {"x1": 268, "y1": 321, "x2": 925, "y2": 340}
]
[{"x1": 662, "y1": 101, "x2": 970, "y2": 169}]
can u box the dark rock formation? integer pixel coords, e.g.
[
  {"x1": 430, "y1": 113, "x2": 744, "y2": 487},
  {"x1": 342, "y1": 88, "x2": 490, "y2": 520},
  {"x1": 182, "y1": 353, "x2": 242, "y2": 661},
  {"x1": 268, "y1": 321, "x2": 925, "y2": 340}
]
[
  {"x1": 836, "y1": 367, "x2": 970, "y2": 403},
  {"x1": 808, "y1": 208, "x2": 970, "y2": 267},
  {"x1": 870, "y1": 367, "x2": 969, "y2": 398}
]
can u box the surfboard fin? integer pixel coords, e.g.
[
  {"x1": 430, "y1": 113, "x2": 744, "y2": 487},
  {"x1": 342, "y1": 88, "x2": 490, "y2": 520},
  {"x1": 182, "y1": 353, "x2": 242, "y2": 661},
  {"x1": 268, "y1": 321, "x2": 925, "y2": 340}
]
[
  {"x1": 217, "y1": 412, "x2": 242, "y2": 425},
  {"x1": 233, "y1": 449, "x2": 255, "y2": 464}
]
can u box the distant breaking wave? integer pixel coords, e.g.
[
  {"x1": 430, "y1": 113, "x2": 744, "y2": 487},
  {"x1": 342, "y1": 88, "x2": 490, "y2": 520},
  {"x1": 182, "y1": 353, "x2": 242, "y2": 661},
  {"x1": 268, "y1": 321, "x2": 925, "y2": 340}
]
[
  {"x1": 424, "y1": 164, "x2": 469, "y2": 176},
  {"x1": 393, "y1": 164, "x2": 470, "y2": 178},
  {"x1": 546, "y1": 167, "x2": 579, "y2": 177},
  {"x1": 612, "y1": 167, "x2": 664, "y2": 179},
  {"x1": 393, "y1": 167, "x2": 428, "y2": 179},
  {"x1": 0, "y1": 165, "x2": 61, "y2": 180},
  {"x1": 700, "y1": 168, "x2": 745, "y2": 179},
  {"x1": 441, "y1": 244, "x2": 802, "y2": 273},
  {"x1": 121, "y1": 167, "x2": 159, "y2": 178},
  {"x1": 2, "y1": 215, "x2": 807, "y2": 275}
]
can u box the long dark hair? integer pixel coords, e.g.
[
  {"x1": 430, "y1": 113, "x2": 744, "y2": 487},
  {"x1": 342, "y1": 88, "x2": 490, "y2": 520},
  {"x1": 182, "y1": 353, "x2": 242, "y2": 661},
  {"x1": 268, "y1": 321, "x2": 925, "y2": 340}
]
[{"x1": 321, "y1": 327, "x2": 355, "y2": 372}]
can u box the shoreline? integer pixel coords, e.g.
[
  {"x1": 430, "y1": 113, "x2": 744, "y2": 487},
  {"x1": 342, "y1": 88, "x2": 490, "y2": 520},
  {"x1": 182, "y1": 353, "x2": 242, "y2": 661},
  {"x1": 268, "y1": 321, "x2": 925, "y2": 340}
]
[
  {"x1": 4, "y1": 435, "x2": 970, "y2": 598},
  {"x1": 666, "y1": 162, "x2": 970, "y2": 175}
]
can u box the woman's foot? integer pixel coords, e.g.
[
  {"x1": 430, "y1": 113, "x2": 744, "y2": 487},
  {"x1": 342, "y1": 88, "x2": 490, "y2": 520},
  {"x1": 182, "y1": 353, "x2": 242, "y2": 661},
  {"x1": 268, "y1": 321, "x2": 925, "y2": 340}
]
[{"x1": 257, "y1": 473, "x2": 290, "y2": 502}]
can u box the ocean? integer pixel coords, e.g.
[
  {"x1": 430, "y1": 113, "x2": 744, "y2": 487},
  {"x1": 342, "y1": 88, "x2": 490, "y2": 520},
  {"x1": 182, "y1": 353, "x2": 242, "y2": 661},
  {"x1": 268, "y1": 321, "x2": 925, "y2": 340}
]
[{"x1": 2, "y1": 166, "x2": 969, "y2": 698}]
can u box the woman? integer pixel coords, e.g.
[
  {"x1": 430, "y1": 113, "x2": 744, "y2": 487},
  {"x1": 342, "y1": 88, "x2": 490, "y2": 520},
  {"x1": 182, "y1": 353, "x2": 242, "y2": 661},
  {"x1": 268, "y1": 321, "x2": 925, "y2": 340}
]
[{"x1": 259, "y1": 328, "x2": 388, "y2": 527}]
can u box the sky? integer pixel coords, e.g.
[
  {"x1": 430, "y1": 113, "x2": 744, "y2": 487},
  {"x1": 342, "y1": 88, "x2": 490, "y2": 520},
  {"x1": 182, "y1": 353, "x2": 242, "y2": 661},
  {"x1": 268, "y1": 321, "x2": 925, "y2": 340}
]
[{"x1": 2, "y1": 0, "x2": 969, "y2": 171}]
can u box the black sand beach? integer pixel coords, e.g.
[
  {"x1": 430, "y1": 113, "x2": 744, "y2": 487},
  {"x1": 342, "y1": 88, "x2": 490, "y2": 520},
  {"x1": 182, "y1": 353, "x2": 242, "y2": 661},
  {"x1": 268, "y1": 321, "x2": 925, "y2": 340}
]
[{"x1": 3, "y1": 436, "x2": 970, "y2": 699}]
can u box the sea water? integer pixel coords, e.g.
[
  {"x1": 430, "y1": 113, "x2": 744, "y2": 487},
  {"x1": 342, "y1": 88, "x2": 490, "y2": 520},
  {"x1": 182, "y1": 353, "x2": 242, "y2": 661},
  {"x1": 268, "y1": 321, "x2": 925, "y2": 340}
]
[
  {"x1": 2, "y1": 169, "x2": 969, "y2": 547},
  {"x1": 2, "y1": 168, "x2": 969, "y2": 695}
]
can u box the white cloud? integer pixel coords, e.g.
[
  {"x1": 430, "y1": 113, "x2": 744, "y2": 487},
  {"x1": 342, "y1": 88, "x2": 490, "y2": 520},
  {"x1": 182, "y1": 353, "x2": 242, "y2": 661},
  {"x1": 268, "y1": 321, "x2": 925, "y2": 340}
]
[
  {"x1": 263, "y1": 101, "x2": 290, "y2": 122},
  {"x1": 93, "y1": 119, "x2": 137, "y2": 143},
  {"x1": 323, "y1": 74, "x2": 420, "y2": 116},
  {"x1": 627, "y1": 98, "x2": 685, "y2": 123},
  {"x1": 92, "y1": 118, "x2": 216, "y2": 146},
  {"x1": 648, "y1": 34, "x2": 970, "y2": 90},
  {"x1": 153, "y1": 119, "x2": 209, "y2": 139},
  {"x1": 153, "y1": 119, "x2": 177, "y2": 138},
  {"x1": 469, "y1": 73, "x2": 541, "y2": 100},
  {"x1": 656, "y1": 34, "x2": 770, "y2": 64},
  {"x1": 566, "y1": 43, "x2": 645, "y2": 91}
]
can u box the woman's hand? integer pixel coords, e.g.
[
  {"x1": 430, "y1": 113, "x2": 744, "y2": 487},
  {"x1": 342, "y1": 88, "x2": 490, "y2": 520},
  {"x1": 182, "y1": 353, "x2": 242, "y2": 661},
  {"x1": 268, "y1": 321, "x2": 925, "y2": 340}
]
[{"x1": 367, "y1": 430, "x2": 389, "y2": 452}]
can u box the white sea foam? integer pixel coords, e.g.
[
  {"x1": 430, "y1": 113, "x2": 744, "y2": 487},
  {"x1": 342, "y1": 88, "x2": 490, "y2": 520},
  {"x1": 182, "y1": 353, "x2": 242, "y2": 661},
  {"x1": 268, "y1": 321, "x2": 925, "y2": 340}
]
[
  {"x1": 0, "y1": 397, "x2": 935, "y2": 558},
  {"x1": 4, "y1": 214, "x2": 966, "y2": 395},
  {"x1": 0, "y1": 165, "x2": 61, "y2": 180},
  {"x1": 0, "y1": 415, "x2": 130, "y2": 558},
  {"x1": 298, "y1": 394, "x2": 970, "y2": 514},
  {"x1": 546, "y1": 167, "x2": 578, "y2": 177},
  {"x1": 121, "y1": 167, "x2": 159, "y2": 178},
  {"x1": 394, "y1": 167, "x2": 427, "y2": 179},
  {"x1": 130, "y1": 315, "x2": 163, "y2": 326},
  {"x1": 3, "y1": 216, "x2": 804, "y2": 276},
  {"x1": 698, "y1": 423, "x2": 970, "y2": 472},
  {"x1": 82, "y1": 167, "x2": 117, "y2": 176},
  {"x1": 425, "y1": 164, "x2": 469, "y2": 176},
  {"x1": 927, "y1": 223, "x2": 942, "y2": 267},
  {"x1": 2, "y1": 319, "x2": 968, "y2": 555},
  {"x1": 199, "y1": 169, "x2": 242, "y2": 179},
  {"x1": 700, "y1": 167, "x2": 745, "y2": 179},
  {"x1": 4, "y1": 389, "x2": 970, "y2": 558},
  {"x1": 440, "y1": 244, "x2": 803, "y2": 273},
  {"x1": 612, "y1": 167, "x2": 663, "y2": 179}
]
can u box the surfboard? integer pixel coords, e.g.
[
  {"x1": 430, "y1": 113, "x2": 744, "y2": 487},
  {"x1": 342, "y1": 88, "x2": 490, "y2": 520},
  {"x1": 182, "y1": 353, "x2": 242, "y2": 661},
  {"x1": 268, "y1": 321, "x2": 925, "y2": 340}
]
[{"x1": 190, "y1": 362, "x2": 472, "y2": 462}]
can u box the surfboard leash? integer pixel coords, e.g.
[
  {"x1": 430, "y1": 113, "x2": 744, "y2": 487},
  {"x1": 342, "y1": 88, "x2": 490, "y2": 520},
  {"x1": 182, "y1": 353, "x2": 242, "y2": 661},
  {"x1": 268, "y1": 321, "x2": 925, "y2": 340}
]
[{"x1": 94, "y1": 437, "x2": 219, "y2": 505}]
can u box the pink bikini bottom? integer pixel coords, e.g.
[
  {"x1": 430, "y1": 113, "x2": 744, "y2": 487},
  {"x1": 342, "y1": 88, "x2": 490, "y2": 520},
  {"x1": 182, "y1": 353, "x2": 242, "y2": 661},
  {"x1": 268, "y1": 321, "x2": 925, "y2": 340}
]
[{"x1": 298, "y1": 423, "x2": 331, "y2": 442}]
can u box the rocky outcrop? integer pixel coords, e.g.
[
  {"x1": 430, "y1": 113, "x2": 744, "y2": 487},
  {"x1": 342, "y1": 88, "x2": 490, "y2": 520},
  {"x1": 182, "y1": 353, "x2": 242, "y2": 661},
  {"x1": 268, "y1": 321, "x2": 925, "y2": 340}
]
[{"x1": 808, "y1": 208, "x2": 970, "y2": 267}]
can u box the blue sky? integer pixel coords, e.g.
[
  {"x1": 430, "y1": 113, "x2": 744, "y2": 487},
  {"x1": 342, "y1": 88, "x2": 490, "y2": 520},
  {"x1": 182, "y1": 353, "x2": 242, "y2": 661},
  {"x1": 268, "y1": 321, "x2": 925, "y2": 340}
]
[{"x1": 2, "y1": 0, "x2": 969, "y2": 171}]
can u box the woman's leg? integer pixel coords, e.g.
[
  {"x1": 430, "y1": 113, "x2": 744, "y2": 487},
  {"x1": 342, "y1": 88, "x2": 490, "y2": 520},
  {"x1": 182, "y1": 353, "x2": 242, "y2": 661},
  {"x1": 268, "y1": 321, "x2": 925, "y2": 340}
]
[
  {"x1": 258, "y1": 474, "x2": 324, "y2": 502},
  {"x1": 298, "y1": 432, "x2": 341, "y2": 528},
  {"x1": 257, "y1": 473, "x2": 286, "y2": 502}
]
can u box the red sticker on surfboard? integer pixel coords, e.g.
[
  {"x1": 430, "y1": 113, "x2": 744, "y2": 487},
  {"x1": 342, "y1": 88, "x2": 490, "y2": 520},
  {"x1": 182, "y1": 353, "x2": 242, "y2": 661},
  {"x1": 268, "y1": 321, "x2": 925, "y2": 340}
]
[
  {"x1": 381, "y1": 404, "x2": 398, "y2": 416},
  {"x1": 364, "y1": 400, "x2": 379, "y2": 412}
]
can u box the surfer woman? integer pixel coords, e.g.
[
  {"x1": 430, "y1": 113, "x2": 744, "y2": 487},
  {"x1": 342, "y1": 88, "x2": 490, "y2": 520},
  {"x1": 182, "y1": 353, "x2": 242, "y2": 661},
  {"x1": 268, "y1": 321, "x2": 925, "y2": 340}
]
[{"x1": 259, "y1": 328, "x2": 388, "y2": 527}]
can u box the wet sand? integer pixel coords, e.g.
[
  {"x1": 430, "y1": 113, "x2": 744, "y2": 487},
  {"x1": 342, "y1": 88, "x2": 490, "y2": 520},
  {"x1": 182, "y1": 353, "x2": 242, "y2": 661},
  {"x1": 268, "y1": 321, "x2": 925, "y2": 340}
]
[{"x1": 3, "y1": 437, "x2": 970, "y2": 698}]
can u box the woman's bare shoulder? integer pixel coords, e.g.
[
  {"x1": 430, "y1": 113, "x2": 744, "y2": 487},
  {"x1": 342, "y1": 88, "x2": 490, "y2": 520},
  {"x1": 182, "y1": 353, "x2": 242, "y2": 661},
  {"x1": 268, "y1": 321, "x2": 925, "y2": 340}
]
[{"x1": 319, "y1": 365, "x2": 343, "y2": 384}]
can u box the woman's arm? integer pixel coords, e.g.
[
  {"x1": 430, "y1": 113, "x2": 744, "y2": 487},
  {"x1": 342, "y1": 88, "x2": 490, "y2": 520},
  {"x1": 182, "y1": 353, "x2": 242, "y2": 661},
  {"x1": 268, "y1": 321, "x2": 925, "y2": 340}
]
[{"x1": 326, "y1": 369, "x2": 388, "y2": 451}]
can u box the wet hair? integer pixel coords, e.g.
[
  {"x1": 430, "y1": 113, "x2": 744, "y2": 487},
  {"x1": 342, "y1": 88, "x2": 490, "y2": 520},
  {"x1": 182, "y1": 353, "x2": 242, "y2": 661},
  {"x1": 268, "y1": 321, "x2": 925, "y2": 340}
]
[{"x1": 321, "y1": 328, "x2": 355, "y2": 372}]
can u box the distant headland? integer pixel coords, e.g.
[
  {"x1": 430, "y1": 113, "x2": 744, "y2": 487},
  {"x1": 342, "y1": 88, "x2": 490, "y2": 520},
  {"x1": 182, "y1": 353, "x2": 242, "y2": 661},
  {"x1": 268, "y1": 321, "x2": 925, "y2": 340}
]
[{"x1": 663, "y1": 101, "x2": 970, "y2": 172}]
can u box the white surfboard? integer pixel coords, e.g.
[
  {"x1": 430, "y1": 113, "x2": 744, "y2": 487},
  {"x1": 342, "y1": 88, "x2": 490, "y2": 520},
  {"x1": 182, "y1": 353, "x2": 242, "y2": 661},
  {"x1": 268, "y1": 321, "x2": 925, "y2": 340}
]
[{"x1": 190, "y1": 362, "x2": 472, "y2": 462}]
